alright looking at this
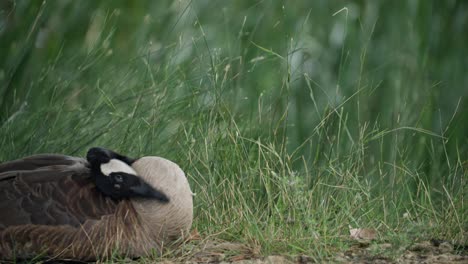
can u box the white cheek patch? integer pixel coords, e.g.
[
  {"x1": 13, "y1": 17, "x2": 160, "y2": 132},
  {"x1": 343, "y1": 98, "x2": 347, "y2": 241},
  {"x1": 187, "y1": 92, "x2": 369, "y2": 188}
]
[{"x1": 100, "y1": 159, "x2": 137, "y2": 176}]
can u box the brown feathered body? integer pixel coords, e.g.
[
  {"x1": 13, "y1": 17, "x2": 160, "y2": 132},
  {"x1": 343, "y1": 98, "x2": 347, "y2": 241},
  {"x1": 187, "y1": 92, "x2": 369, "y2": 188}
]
[{"x1": 0, "y1": 154, "x2": 193, "y2": 260}]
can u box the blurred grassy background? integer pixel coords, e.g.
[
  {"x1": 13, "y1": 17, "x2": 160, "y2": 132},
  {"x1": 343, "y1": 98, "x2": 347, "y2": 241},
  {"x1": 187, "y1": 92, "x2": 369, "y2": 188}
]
[{"x1": 0, "y1": 0, "x2": 466, "y2": 259}]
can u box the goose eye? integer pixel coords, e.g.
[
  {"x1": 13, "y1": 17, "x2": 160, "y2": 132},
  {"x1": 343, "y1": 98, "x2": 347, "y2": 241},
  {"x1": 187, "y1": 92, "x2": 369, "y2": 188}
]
[
  {"x1": 114, "y1": 174, "x2": 124, "y2": 183},
  {"x1": 113, "y1": 183, "x2": 121, "y2": 190}
]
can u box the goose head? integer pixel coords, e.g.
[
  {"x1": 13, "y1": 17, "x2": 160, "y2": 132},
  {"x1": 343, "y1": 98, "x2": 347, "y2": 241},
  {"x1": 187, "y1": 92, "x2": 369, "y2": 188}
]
[{"x1": 86, "y1": 147, "x2": 193, "y2": 247}]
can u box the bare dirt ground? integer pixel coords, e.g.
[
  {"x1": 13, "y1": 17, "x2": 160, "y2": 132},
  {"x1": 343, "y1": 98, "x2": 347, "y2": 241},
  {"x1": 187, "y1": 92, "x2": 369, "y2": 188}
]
[
  {"x1": 160, "y1": 239, "x2": 467, "y2": 264},
  {"x1": 35, "y1": 238, "x2": 468, "y2": 263}
]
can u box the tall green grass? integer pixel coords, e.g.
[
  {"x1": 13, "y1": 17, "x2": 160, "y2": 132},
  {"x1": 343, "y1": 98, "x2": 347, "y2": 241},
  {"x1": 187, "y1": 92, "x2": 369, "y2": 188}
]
[{"x1": 0, "y1": 0, "x2": 466, "y2": 259}]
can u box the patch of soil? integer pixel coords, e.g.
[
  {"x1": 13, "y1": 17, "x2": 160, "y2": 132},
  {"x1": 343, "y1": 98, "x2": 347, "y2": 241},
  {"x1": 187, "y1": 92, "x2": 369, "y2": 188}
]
[
  {"x1": 330, "y1": 240, "x2": 467, "y2": 264},
  {"x1": 35, "y1": 239, "x2": 468, "y2": 263},
  {"x1": 171, "y1": 239, "x2": 467, "y2": 264}
]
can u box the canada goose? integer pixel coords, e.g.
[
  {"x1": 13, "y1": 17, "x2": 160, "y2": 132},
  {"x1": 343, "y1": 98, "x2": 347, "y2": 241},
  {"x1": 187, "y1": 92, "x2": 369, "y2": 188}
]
[{"x1": 0, "y1": 147, "x2": 193, "y2": 261}]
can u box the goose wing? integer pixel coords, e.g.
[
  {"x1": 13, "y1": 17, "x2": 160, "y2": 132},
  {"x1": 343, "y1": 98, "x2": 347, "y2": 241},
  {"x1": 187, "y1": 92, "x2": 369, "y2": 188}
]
[
  {"x1": 0, "y1": 154, "x2": 119, "y2": 230},
  {"x1": 0, "y1": 154, "x2": 79, "y2": 174}
]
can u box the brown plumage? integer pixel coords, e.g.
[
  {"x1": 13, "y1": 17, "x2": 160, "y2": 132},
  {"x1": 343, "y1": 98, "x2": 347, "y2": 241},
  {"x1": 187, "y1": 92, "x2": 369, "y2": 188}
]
[{"x1": 0, "y1": 152, "x2": 193, "y2": 261}]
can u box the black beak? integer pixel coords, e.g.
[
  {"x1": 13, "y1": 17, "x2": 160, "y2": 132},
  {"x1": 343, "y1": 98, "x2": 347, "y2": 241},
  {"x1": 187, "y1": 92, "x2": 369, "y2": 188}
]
[
  {"x1": 94, "y1": 172, "x2": 170, "y2": 202},
  {"x1": 128, "y1": 177, "x2": 170, "y2": 202},
  {"x1": 106, "y1": 172, "x2": 170, "y2": 202}
]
